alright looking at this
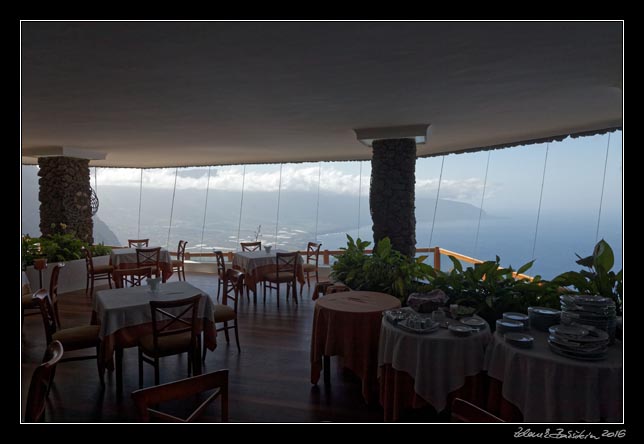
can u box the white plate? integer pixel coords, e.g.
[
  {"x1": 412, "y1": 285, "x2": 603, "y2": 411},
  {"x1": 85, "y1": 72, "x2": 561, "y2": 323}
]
[
  {"x1": 549, "y1": 324, "x2": 589, "y2": 337},
  {"x1": 461, "y1": 317, "x2": 486, "y2": 329},
  {"x1": 505, "y1": 332, "x2": 534, "y2": 348},
  {"x1": 448, "y1": 324, "x2": 473, "y2": 336}
]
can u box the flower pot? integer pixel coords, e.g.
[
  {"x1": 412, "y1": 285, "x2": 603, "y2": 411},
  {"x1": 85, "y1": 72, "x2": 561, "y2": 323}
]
[{"x1": 24, "y1": 255, "x2": 110, "y2": 294}]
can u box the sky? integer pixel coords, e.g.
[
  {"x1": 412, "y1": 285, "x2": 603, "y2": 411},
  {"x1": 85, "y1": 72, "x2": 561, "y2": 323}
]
[{"x1": 89, "y1": 131, "x2": 622, "y2": 216}]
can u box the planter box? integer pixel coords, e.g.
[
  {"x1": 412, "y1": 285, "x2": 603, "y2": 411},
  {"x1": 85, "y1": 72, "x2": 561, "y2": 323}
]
[{"x1": 24, "y1": 255, "x2": 110, "y2": 294}]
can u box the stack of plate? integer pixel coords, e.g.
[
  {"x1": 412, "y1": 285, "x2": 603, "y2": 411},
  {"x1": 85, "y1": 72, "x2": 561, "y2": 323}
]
[
  {"x1": 528, "y1": 306, "x2": 561, "y2": 331},
  {"x1": 560, "y1": 295, "x2": 617, "y2": 344},
  {"x1": 503, "y1": 312, "x2": 529, "y2": 329},
  {"x1": 496, "y1": 319, "x2": 524, "y2": 334},
  {"x1": 548, "y1": 324, "x2": 609, "y2": 360}
]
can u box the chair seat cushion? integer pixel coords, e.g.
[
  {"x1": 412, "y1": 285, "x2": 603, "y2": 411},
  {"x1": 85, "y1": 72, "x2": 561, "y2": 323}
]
[
  {"x1": 22, "y1": 293, "x2": 37, "y2": 307},
  {"x1": 264, "y1": 272, "x2": 295, "y2": 282},
  {"x1": 93, "y1": 265, "x2": 114, "y2": 274},
  {"x1": 212, "y1": 304, "x2": 236, "y2": 322},
  {"x1": 139, "y1": 332, "x2": 193, "y2": 357},
  {"x1": 52, "y1": 325, "x2": 100, "y2": 350},
  {"x1": 302, "y1": 263, "x2": 317, "y2": 272}
]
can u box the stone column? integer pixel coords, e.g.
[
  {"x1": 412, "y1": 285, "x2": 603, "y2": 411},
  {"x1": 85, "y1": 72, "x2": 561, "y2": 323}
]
[
  {"x1": 38, "y1": 157, "x2": 94, "y2": 244},
  {"x1": 369, "y1": 138, "x2": 416, "y2": 257}
]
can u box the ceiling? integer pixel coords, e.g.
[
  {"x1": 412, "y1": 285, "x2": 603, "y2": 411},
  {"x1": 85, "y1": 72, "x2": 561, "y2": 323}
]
[{"x1": 21, "y1": 21, "x2": 623, "y2": 168}]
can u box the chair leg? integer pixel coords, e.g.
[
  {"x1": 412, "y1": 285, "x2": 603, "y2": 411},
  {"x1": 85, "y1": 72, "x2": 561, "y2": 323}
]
[
  {"x1": 85, "y1": 274, "x2": 90, "y2": 297},
  {"x1": 292, "y1": 281, "x2": 298, "y2": 304},
  {"x1": 89, "y1": 276, "x2": 95, "y2": 299},
  {"x1": 138, "y1": 349, "x2": 144, "y2": 388},
  {"x1": 234, "y1": 322, "x2": 241, "y2": 353},
  {"x1": 217, "y1": 280, "x2": 221, "y2": 302},
  {"x1": 108, "y1": 273, "x2": 113, "y2": 289},
  {"x1": 224, "y1": 322, "x2": 230, "y2": 343}
]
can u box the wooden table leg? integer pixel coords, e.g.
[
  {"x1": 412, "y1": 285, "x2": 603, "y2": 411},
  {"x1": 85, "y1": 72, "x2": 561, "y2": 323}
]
[{"x1": 323, "y1": 355, "x2": 331, "y2": 385}]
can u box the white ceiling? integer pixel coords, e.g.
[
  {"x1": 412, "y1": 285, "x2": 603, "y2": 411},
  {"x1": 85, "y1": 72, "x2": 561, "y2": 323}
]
[{"x1": 21, "y1": 21, "x2": 623, "y2": 168}]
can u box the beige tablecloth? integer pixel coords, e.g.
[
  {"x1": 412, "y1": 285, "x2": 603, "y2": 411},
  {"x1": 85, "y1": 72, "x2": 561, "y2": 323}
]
[
  {"x1": 110, "y1": 247, "x2": 173, "y2": 281},
  {"x1": 310, "y1": 291, "x2": 401, "y2": 403},
  {"x1": 232, "y1": 250, "x2": 305, "y2": 291},
  {"x1": 378, "y1": 310, "x2": 491, "y2": 413},
  {"x1": 483, "y1": 330, "x2": 623, "y2": 422}
]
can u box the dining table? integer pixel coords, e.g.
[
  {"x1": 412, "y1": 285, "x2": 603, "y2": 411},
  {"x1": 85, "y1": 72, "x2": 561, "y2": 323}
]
[
  {"x1": 109, "y1": 247, "x2": 174, "y2": 283},
  {"x1": 232, "y1": 250, "x2": 305, "y2": 300},
  {"x1": 93, "y1": 281, "x2": 217, "y2": 392}
]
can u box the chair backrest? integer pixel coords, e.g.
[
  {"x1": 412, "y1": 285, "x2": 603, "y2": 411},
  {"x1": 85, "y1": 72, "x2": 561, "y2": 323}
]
[
  {"x1": 113, "y1": 267, "x2": 152, "y2": 288},
  {"x1": 306, "y1": 242, "x2": 322, "y2": 265},
  {"x1": 48, "y1": 263, "x2": 64, "y2": 304},
  {"x1": 149, "y1": 295, "x2": 201, "y2": 354},
  {"x1": 82, "y1": 247, "x2": 95, "y2": 274},
  {"x1": 222, "y1": 269, "x2": 244, "y2": 310},
  {"x1": 33, "y1": 289, "x2": 58, "y2": 344},
  {"x1": 176, "y1": 240, "x2": 188, "y2": 262},
  {"x1": 24, "y1": 340, "x2": 64, "y2": 422},
  {"x1": 129, "y1": 239, "x2": 150, "y2": 248},
  {"x1": 136, "y1": 247, "x2": 161, "y2": 268},
  {"x1": 276, "y1": 252, "x2": 298, "y2": 277},
  {"x1": 214, "y1": 251, "x2": 226, "y2": 277},
  {"x1": 451, "y1": 398, "x2": 504, "y2": 423},
  {"x1": 131, "y1": 370, "x2": 229, "y2": 422},
  {"x1": 240, "y1": 241, "x2": 261, "y2": 252}
]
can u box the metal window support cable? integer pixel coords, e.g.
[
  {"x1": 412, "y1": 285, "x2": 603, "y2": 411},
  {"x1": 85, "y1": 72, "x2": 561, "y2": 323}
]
[
  {"x1": 531, "y1": 144, "x2": 550, "y2": 260},
  {"x1": 473, "y1": 151, "x2": 491, "y2": 256},
  {"x1": 595, "y1": 133, "x2": 612, "y2": 243},
  {"x1": 357, "y1": 161, "x2": 362, "y2": 238},
  {"x1": 199, "y1": 166, "x2": 212, "y2": 256},
  {"x1": 274, "y1": 164, "x2": 283, "y2": 247},
  {"x1": 428, "y1": 156, "x2": 445, "y2": 250},
  {"x1": 236, "y1": 166, "x2": 246, "y2": 249},
  {"x1": 314, "y1": 164, "x2": 321, "y2": 242},
  {"x1": 137, "y1": 168, "x2": 143, "y2": 239},
  {"x1": 166, "y1": 167, "x2": 178, "y2": 248}
]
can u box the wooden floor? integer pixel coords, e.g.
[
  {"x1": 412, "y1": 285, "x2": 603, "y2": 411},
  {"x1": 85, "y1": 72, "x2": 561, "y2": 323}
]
[{"x1": 21, "y1": 271, "x2": 408, "y2": 423}]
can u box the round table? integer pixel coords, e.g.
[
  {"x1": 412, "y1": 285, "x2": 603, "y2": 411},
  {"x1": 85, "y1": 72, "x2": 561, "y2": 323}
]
[
  {"x1": 483, "y1": 330, "x2": 623, "y2": 422},
  {"x1": 310, "y1": 291, "x2": 401, "y2": 403},
  {"x1": 378, "y1": 311, "x2": 492, "y2": 421}
]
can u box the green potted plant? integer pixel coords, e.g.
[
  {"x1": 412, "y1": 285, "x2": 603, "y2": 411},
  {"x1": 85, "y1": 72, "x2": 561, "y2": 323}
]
[
  {"x1": 424, "y1": 256, "x2": 559, "y2": 330},
  {"x1": 330, "y1": 235, "x2": 433, "y2": 302},
  {"x1": 552, "y1": 239, "x2": 623, "y2": 315}
]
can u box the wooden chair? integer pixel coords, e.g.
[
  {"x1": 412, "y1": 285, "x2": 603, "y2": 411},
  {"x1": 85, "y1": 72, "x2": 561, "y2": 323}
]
[
  {"x1": 214, "y1": 250, "x2": 227, "y2": 301},
  {"x1": 112, "y1": 267, "x2": 152, "y2": 288},
  {"x1": 136, "y1": 247, "x2": 162, "y2": 282},
  {"x1": 128, "y1": 238, "x2": 150, "y2": 248},
  {"x1": 22, "y1": 277, "x2": 39, "y2": 325},
  {"x1": 138, "y1": 295, "x2": 201, "y2": 388},
  {"x1": 263, "y1": 252, "x2": 299, "y2": 307},
  {"x1": 451, "y1": 398, "x2": 504, "y2": 423},
  {"x1": 83, "y1": 247, "x2": 113, "y2": 298},
  {"x1": 172, "y1": 240, "x2": 188, "y2": 281},
  {"x1": 33, "y1": 290, "x2": 104, "y2": 384},
  {"x1": 203, "y1": 269, "x2": 244, "y2": 360},
  {"x1": 24, "y1": 340, "x2": 64, "y2": 422},
  {"x1": 300, "y1": 242, "x2": 322, "y2": 296},
  {"x1": 240, "y1": 241, "x2": 261, "y2": 252},
  {"x1": 131, "y1": 370, "x2": 229, "y2": 422}
]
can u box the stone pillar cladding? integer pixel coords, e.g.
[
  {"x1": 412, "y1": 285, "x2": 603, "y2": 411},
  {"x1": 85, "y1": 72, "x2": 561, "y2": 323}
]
[
  {"x1": 38, "y1": 157, "x2": 94, "y2": 243},
  {"x1": 369, "y1": 138, "x2": 417, "y2": 257}
]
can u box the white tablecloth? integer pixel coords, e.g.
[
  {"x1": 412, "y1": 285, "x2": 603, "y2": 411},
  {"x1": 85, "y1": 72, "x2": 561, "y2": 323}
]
[
  {"x1": 378, "y1": 311, "x2": 491, "y2": 412},
  {"x1": 110, "y1": 247, "x2": 172, "y2": 267},
  {"x1": 94, "y1": 281, "x2": 216, "y2": 339},
  {"x1": 483, "y1": 330, "x2": 623, "y2": 422}
]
